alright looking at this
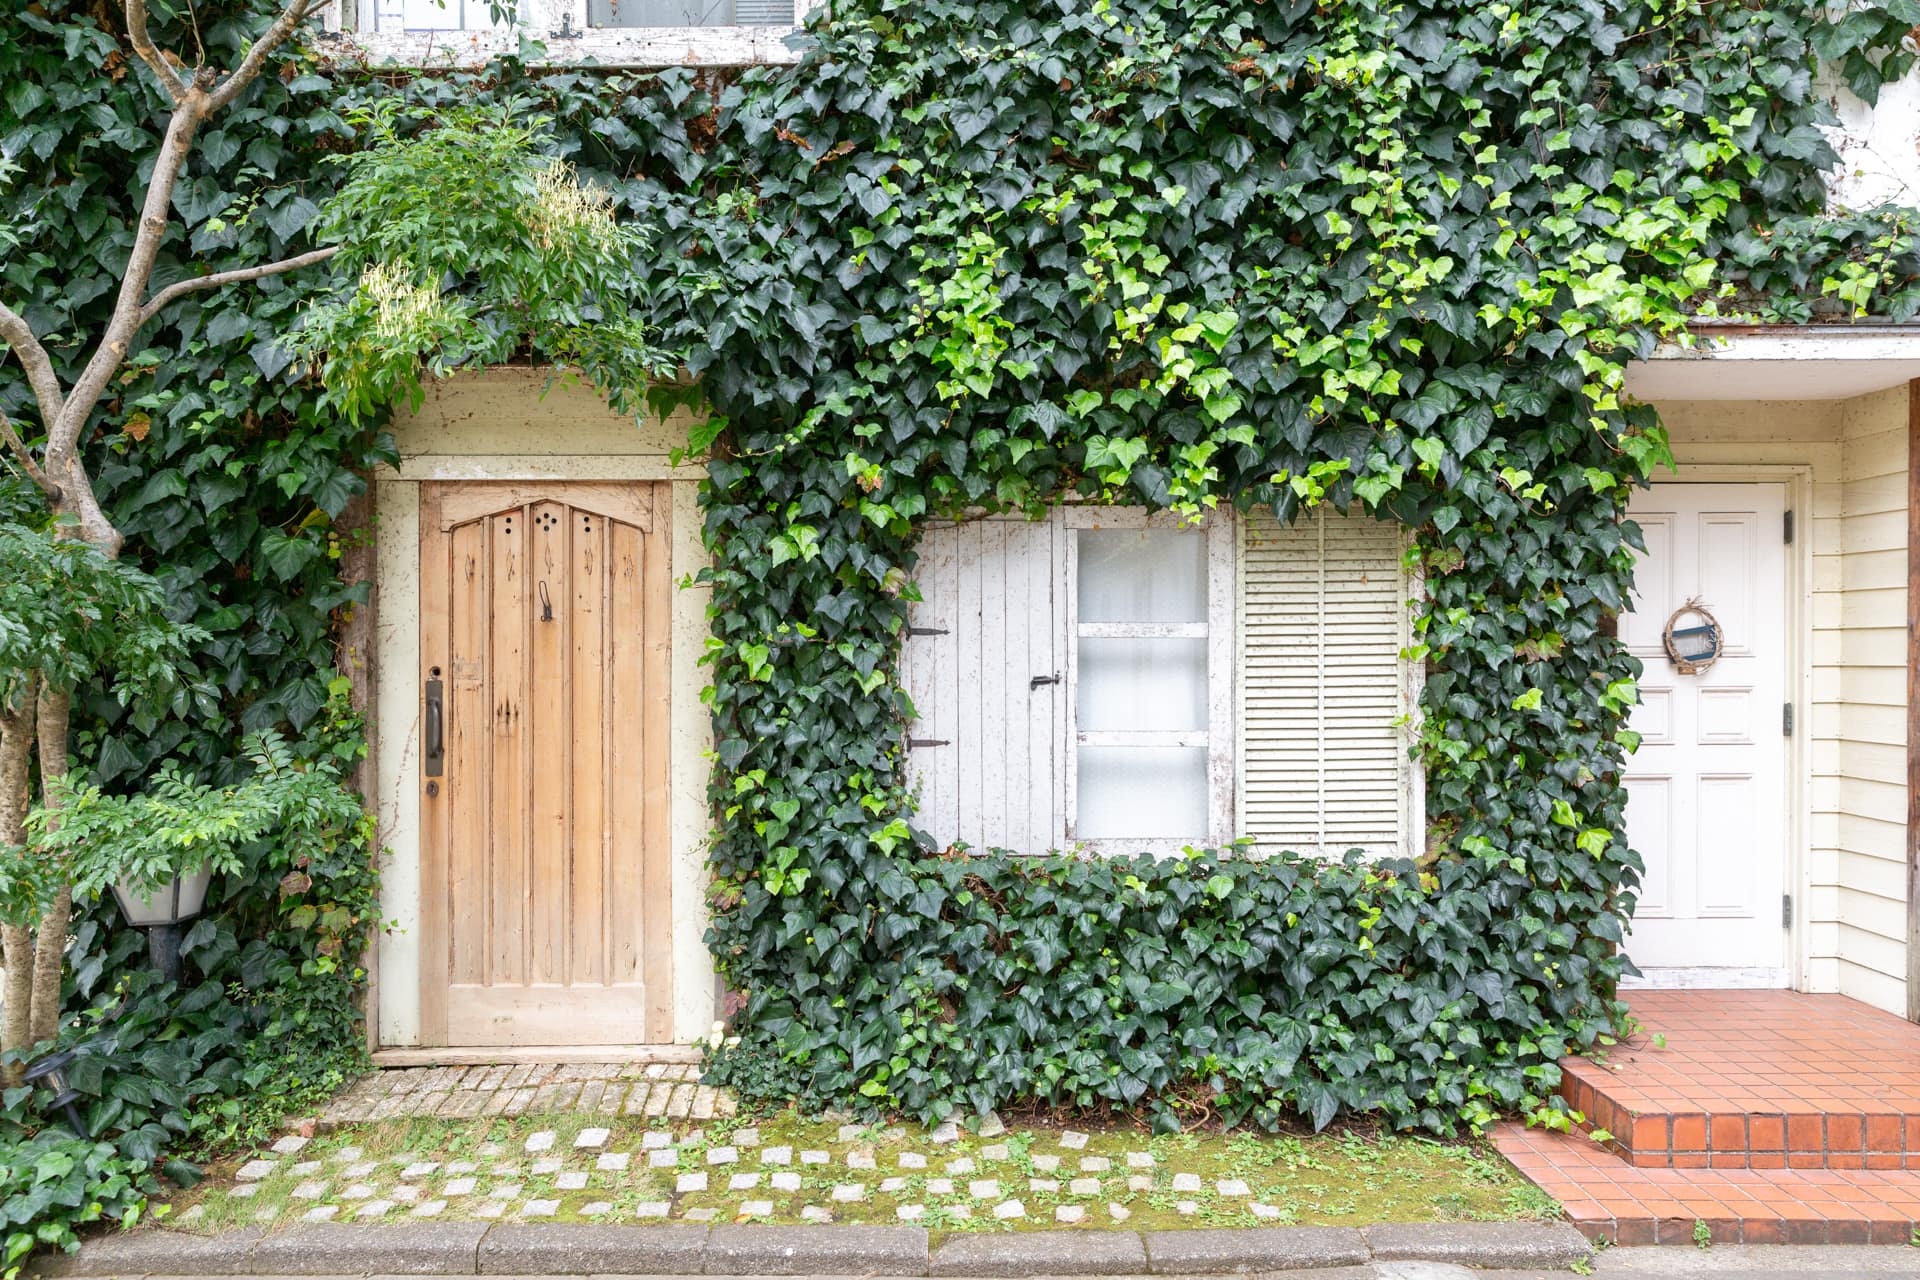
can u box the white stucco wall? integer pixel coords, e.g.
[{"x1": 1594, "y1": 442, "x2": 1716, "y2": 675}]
[
  {"x1": 371, "y1": 369, "x2": 715, "y2": 1048},
  {"x1": 1825, "y1": 69, "x2": 1920, "y2": 211},
  {"x1": 1651, "y1": 391, "x2": 1909, "y2": 1014}
]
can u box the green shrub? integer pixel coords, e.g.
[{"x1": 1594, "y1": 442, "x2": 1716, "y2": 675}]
[{"x1": 0, "y1": 1128, "x2": 157, "y2": 1280}]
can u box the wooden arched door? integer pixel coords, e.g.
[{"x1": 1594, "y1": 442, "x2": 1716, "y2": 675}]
[{"x1": 418, "y1": 482, "x2": 673, "y2": 1045}]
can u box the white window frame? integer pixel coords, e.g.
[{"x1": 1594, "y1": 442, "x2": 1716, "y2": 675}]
[
  {"x1": 1057, "y1": 506, "x2": 1236, "y2": 857},
  {"x1": 321, "y1": 0, "x2": 817, "y2": 67}
]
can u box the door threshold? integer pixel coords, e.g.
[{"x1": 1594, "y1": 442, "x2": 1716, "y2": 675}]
[
  {"x1": 371, "y1": 1044, "x2": 702, "y2": 1067},
  {"x1": 1622, "y1": 966, "x2": 1790, "y2": 989}
]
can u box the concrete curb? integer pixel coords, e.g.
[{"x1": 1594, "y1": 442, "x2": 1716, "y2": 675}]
[
  {"x1": 33, "y1": 1225, "x2": 266, "y2": 1276},
  {"x1": 249, "y1": 1222, "x2": 490, "y2": 1275},
  {"x1": 1141, "y1": 1226, "x2": 1369, "y2": 1272},
  {"x1": 930, "y1": 1228, "x2": 1147, "y2": 1275},
  {"x1": 705, "y1": 1224, "x2": 930, "y2": 1275},
  {"x1": 31, "y1": 1219, "x2": 1593, "y2": 1276},
  {"x1": 477, "y1": 1223, "x2": 709, "y2": 1274},
  {"x1": 1363, "y1": 1221, "x2": 1593, "y2": 1269}
]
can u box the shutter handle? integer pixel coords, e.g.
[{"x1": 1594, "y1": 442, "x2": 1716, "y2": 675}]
[{"x1": 1030, "y1": 672, "x2": 1060, "y2": 690}]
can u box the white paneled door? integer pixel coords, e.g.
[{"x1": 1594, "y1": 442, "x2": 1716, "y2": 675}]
[{"x1": 1621, "y1": 483, "x2": 1790, "y2": 980}]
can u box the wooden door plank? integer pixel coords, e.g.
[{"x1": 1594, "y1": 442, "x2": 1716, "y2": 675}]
[
  {"x1": 447, "y1": 518, "x2": 492, "y2": 989},
  {"x1": 1026, "y1": 518, "x2": 1057, "y2": 852},
  {"x1": 444, "y1": 984, "x2": 654, "y2": 1045},
  {"x1": 418, "y1": 485, "x2": 451, "y2": 1046},
  {"x1": 956, "y1": 522, "x2": 984, "y2": 849},
  {"x1": 609, "y1": 520, "x2": 648, "y2": 994},
  {"x1": 570, "y1": 507, "x2": 611, "y2": 989},
  {"x1": 489, "y1": 505, "x2": 530, "y2": 987},
  {"x1": 640, "y1": 496, "x2": 675, "y2": 1042},
  {"x1": 979, "y1": 519, "x2": 1010, "y2": 851},
  {"x1": 920, "y1": 525, "x2": 959, "y2": 845},
  {"x1": 528, "y1": 503, "x2": 571, "y2": 989}
]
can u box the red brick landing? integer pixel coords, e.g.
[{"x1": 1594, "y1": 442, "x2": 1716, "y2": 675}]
[{"x1": 1495, "y1": 990, "x2": 1920, "y2": 1245}]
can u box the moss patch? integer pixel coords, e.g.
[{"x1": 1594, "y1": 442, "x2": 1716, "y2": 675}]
[{"x1": 167, "y1": 1107, "x2": 1560, "y2": 1234}]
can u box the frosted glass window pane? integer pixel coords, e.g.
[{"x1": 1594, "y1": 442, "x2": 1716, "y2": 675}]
[
  {"x1": 1077, "y1": 637, "x2": 1206, "y2": 731},
  {"x1": 1076, "y1": 746, "x2": 1207, "y2": 839},
  {"x1": 1077, "y1": 530, "x2": 1206, "y2": 622},
  {"x1": 381, "y1": 0, "x2": 521, "y2": 28}
]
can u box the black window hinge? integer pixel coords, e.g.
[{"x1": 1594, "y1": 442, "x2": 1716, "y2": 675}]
[
  {"x1": 1783, "y1": 894, "x2": 1793, "y2": 928},
  {"x1": 907, "y1": 737, "x2": 949, "y2": 749},
  {"x1": 1784, "y1": 509, "x2": 1795, "y2": 545},
  {"x1": 908, "y1": 626, "x2": 949, "y2": 637},
  {"x1": 1783, "y1": 702, "x2": 1794, "y2": 736}
]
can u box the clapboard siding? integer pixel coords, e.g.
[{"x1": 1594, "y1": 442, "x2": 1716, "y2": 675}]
[
  {"x1": 1239, "y1": 508, "x2": 1411, "y2": 856},
  {"x1": 1836, "y1": 386, "x2": 1909, "y2": 1010}
]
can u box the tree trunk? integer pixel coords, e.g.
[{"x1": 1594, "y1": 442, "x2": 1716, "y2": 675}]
[
  {"x1": 0, "y1": 673, "x2": 42, "y2": 1082},
  {"x1": 27, "y1": 685, "x2": 72, "y2": 1048}
]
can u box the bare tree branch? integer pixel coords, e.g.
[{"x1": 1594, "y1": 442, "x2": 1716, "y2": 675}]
[
  {"x1": 207, "y1": 0, "x2": 325, "y2": 114},
  {"x1": 139, "y1": 246, "x2": 340, "y2": 325},
  {"x1": 53, "y1": 102, "x2": 204, "y2": 465},
  {"x1": 124, "y1": 0, "x2": 190, "y2": 105},
  {"x1": 0, "y1": 303, "x2": 66, "y2": 430},
  {"x1": 0, "y1": 407, "x2": 54, "y2": 500}
]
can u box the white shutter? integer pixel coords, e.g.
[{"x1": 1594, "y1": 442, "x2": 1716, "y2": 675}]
[
  {"x1": 901, "y1": 517, "x2": 1061, "y2": 853},
  {"x1": 1239, "y1": 507, "x2": 1414, "y2": 856}
]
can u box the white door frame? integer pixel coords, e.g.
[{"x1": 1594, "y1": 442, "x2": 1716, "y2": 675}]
[{"x1": 1627, "y1": 467, "x2": 1813, "y2": 992}]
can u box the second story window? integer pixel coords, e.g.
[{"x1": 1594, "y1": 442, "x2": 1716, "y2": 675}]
[
  {"x1": 588, "y1": 0, "x2": 790, "y2": 24},
  {"x1": 344, "y1": 0, "x2": 804, "y2": 38}
]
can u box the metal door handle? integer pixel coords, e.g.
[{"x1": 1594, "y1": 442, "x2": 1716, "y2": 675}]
[{"x1": 424, "y1": 675, "x2": 445, "y2": 778}]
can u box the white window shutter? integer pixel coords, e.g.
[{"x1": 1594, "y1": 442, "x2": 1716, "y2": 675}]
[
  {"x1": 1239, "y1": 507, "x2": 1414, "y2": 856},
  {"x1": 901, "y1": 517, "x2": 1061, "y2": 852}
]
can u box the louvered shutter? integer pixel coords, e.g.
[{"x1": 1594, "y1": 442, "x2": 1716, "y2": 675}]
[
  {"x1": 728, "y1": 0, "x2": 794, "y2": 24},
  {"x1": 1239, "y1": 508, "x2": 1414, "y2": 856},
  {"x1": 901, "y1": 517, "x2": 1061, "y2": 853}
]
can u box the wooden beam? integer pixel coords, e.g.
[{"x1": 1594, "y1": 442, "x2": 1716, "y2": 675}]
[{"x1": 1907, "y1": 380, "x2": 1920, "y2": 1022}]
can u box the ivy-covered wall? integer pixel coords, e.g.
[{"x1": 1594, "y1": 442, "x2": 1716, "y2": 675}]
[
  {"x1": 10, "y1": 0, "x2": 1920, "y2": 1156},
  {"x1": 654, "y1": 0, "x2": 1920, "y2": 1129}
]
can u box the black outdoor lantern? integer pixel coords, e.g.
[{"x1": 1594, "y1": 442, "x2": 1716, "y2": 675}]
[
  {"x1": 24, "y1": 1048, "x2": 87, "y2": 1137},
  {"x1": 110, "y1": 865, "x2": 212, "y2": 984}
]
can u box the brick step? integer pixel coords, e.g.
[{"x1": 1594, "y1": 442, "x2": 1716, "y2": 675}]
[
  {"x1": 1561, "y1": 1058, "x2": 1920, "y2": 1170},
  {"x1": 1496, "y1": 1120, "x2": 1920, "y2": 1246}
]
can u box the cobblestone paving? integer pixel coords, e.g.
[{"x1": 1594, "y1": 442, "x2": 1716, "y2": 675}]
[
  {"x1": 320, "y1": 1062, "x2": 731, "y2": 1126},
  {"x1": 178, "y1": 1098, "x2": 1552, "y2": 1235}
]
